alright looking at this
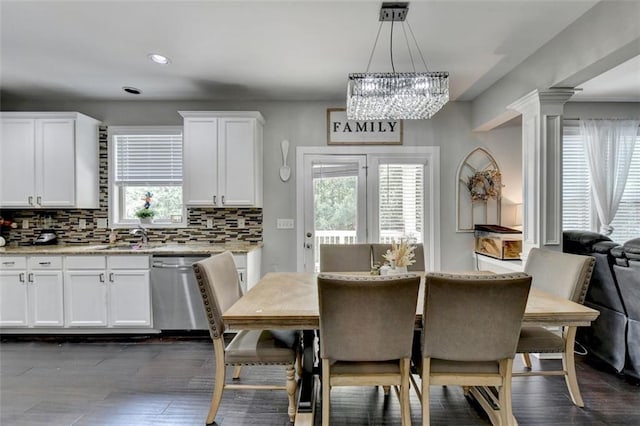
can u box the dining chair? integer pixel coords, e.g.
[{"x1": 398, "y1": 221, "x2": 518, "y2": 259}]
[
  {"x1": 193, "y1": 251, "x2": 300, "y2": 425},
  {"x1": 319, "y1": 243, "x2": 373, "y2": 272},
  {"x1": 418, "y1": 272, "x2": 532, "y2": 426},
  {"x1": 514, "y1": 247, "x2": 595, "y2": 407},
  {"x1": 317, "y1": 273, "x2": 421, "y2": 426}
]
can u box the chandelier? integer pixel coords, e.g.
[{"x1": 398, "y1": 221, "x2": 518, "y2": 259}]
[{"x1": 346, "y1": 3, "x2": 449, "y2": 120}]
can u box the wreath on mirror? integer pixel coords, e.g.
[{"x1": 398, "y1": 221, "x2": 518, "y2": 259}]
[{"x1": 467, "y1": 169, "x2": 502, "y2": 202}]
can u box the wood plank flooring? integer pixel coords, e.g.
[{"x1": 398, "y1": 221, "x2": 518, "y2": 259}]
[{"x1": 1, "y1": 335, "x2": 639, "y2": 425}]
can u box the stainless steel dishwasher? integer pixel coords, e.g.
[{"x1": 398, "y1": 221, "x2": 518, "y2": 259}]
[{"x1": 150, "y1": 255, "x2": 209, "y2": 330}]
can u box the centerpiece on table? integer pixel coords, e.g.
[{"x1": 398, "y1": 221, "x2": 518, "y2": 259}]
[
  {"x1": 381, "y1": 240, "x2": 416, "y2": 274},
  {"x1": 135, "y1": 191, "x2": 156, "y2": 224}
]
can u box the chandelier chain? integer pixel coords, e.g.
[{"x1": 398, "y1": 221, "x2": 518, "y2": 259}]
[
  {"x1": 406, "y1": 18, "x2": 430, "y2": 72},
  {"x1": 390, "y1": 19, "x2": 396, "y2": 73},
  {"x1": 401, "y1": 22, "x2": 417, "y2": 73},
  {"x1": 365, "y1": 21, "x2": 384, "y2": 73}
]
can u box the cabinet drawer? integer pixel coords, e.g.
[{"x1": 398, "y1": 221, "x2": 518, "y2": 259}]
[
  {"x1": 108, "y1": 255, "x2": 149, "y2": 269},
  {"x1": 0, "y1": 256, "x2": 27, "y2": 270},
  {"x1": 64, "y1": 255, "x2": 106, "y2": 269},
  {"x1": 28, "y1": 256, "x2": 62, "y2": 269}
]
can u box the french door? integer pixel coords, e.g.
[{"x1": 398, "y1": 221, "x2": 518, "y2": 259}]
[
  {"x1": 297, "y1": 147, "x2": 439, "y2": 273},
  {"x1": 301, "y1": 155, "x2": 367, "y2": 272}
]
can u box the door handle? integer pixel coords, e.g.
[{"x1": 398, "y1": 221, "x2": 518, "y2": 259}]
[{"x1": 305, "y1": 243, "x2": 313, "y2": 249}]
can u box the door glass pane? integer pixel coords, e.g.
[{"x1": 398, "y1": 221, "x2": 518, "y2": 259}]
[
  {"x1": 379, "y1": 163, "x2": 424, "y2": 243},
  {"x1": 313, "y1": 162, "x2": 361, "y2": 271}
]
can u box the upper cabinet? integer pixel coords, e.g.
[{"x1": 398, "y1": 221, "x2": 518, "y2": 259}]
[
  {"x1": 0, "y1": 112, "x2": 101, "y2": 209},
  {"x1": 180, "y1": 111, "x2": 264, "y2": 208}
]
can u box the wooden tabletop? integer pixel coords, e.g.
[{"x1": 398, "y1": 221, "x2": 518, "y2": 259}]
[{"x1": 223, "y1": 272, "x2": 600, "y2": 330}]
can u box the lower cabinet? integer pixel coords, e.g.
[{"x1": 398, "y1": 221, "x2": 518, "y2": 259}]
[
  {"x1": 64, "y1": 255, "x2": 151, "y2": 328},
  {"x1": 0, "y1": 256, "x2": 64, "y2": 327}
]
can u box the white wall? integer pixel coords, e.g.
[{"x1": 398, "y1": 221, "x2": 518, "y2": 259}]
[{"x1": 2, "y1": 98, "x2": 523, "y2": 272}]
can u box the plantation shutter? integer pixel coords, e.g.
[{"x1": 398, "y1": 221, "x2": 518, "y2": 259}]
[
  {"x1": 114, "y1": 132, "x2": 183, "y2": 184},
  {"x1": 379, "y1": 163, "x2": 424, "y2": 243}
]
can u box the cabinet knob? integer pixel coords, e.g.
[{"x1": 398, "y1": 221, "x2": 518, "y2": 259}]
[
  {"x1": 28, "y1": 273, "x2": 34, "y2": 283},
  {"x1": 28, "y1": 196, "x2": 34, "y2": 205},
  {"x1": 36, "y1": 196, "x2": 42, "y2": 205},
  {"x1": 213, "y1": 195, "x2": 217, "y2": 205},
  {"x1": 221, "y1": 195, "x2": 226, "y2": 205},
  {"x1": 19, "y1": 273, "x2": 25, "y2": 283},
  {"x1": 2, "y1": 261, "x2": 15, "y2": 266},
  {"x1": 109, "y1": 273, "x2": 114, "y2": 282},
  {"x1": 99, "y1": 273, "x2": 105, "y2": 283}
]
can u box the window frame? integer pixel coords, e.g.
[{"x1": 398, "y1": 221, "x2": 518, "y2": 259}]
[{"x1": 108, "y1": 126, "x2": 186, "y2": 229}]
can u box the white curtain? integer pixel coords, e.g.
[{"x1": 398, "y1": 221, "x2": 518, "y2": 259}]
[{"x1": 579, "y1": 119, "x2": 639, "y2": 235}]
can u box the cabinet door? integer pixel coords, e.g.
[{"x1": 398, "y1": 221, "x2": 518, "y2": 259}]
[
  {"x1": 218, "y1": 118, "x2": 257, "y2": 206},
  {"x1": 29, "y1": 270, "x2": 64, "y2": 327},
  {"x1": 36, "y1": 119, "x2": 76, "y2": 207},
  {"x1": 183, "y1": 117, "x2": 219, "y2": 206},
  {"x1": 109, "y1": 269, "x2": 151, "y2": 327},
  {"x1": 64, "y1": 270, "x2": 108, "y2": 327},
  {"x1": 0, "y1": 271, "x2": 28, "y2": 326},
  {"x1": 0, "y1": 119, "x2": 36, "y2": 207}
]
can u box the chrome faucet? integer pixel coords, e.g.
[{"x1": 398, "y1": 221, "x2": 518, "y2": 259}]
[{"x1": 130, "y1": 225, "x2": 148, "y2": 246}]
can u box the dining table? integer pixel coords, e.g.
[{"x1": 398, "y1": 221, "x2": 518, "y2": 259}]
[{"x1": 223, "y1": 272, "x2": 600, "y2": 426}]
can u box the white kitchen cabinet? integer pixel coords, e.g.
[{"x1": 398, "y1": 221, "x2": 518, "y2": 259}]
[
  {"x1": 0, "y1": 256, "x2": 64, "y2": 327},
  {"x1": 180, "y1": 111, "x2": 264, "y2": 207},
  {"x1": 234, "y1": 248, "x2": 262, "y2": 293},
  {"x1": 108, "y1": 256, "x2": 151, "y2": 327},
  {"x1": 64, "y1": 256, "x2": 108, "y2": 327},
  {"x1": 63, "y1": 255, "x2": 151, "y2": 328},
  {"x1": 0, "y1": 112, "x2": 101, "y2": 209}
]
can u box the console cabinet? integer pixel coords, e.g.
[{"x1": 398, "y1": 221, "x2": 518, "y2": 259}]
[
  {"x1": 0, "y1": 112, "x2": 101, "y2": 209},
  {"x1": 180, "y1": 111, "x2": 264, "y2": 207}
]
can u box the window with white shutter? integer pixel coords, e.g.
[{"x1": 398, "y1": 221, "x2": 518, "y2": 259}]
[
  {"x1": 562, "y1": 123, "x2": 640, "y2": 243},
  {"x1": 109, "y1": 126, "x2": 184, "y2": 227}
]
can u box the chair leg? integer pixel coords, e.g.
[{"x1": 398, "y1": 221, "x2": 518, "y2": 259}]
[
  {"x1": 521, "y1": 353, "x2": 532, "y2": 369},
  {"x1": 421, "y1": 357, "x2": 431, "y2": 426},
  {"x1": 232, "y1": 365, "x2": 242, "y2": 380},
  {"x1": 322, "y1": 359, "x2": 331, "y2": 426},
  {"x1": 295, "y1": 350, "x2": 303, "y2": 380},
  {"x1": 562, "y1": 326, "x2": 584, "y2": 407},
  {"x1": 400, "y1": 358, "x2": 412, "y2": 426},
  {"x1": 207, "y1": 339, "x2": 227, "y2": 425},
  {"x1": 286, "y1": 363, "x2": 297, "y2": 423},
  {"x1": 498, "y1": 359, "x2": 516, "y2": 426}
]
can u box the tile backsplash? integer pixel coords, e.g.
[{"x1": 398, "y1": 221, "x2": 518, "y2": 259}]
[{"x1": 0, "y1": 126, "x2": 262, "y2": 246}]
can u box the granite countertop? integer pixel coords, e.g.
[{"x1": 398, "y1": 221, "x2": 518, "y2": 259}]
[{"x1": 0, "y1": 242, "x2": 263, "y2": 255}]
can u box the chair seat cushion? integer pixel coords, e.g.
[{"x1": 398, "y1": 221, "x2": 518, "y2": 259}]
[
  {"x1": 330, "y1": 360, "x2": 400, "y2": 375},
  {"x1": 517, "y1": 326, "x2": 565, "y2": 353},
  {"x1": 225, "y1": 330, "x2": 298, "y2": 365},
  {"x1": 425, "y1": 359, "x2": 500, "y2": 374}
]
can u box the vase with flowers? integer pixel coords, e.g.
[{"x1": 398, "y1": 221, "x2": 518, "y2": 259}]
[{"x1": 382, "y1": 240, "x2": 416, "y2": 274}]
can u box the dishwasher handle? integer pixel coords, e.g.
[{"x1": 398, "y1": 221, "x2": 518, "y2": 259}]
[{"x1": 151, "y1": 262, "x2": 194, "y2": 270}]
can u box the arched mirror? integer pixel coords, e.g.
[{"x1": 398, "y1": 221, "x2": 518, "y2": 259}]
[{"x1": 456, "y1": 147, "x2": 502, "y2": 232}]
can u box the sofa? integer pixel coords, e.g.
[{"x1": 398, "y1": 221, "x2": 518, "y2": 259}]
[
  {"x1": 563, "y1": 231, "x2": 639, "y2": 380},
  {"x1": 611, "y1": 238, "x2": 640, "y2": 380}
]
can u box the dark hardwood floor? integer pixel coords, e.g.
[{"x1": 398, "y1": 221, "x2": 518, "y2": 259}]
[{"x1": 1, "y1": 335, "x2": 638, "y2": 425}]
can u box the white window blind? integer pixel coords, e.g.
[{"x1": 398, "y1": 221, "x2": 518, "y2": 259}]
[
  {"x1": 379, "y1": 163, "x2": 424, "y2": 243},
  {"x1": 563, "y1": 124, "x2": 640, "y2": 243},
  {"x1": 563, "y1": 128, "x2": 592, "y2": 232},
  {"x1": 114, "y1": 133, "x2": 182, "y2": 184}
]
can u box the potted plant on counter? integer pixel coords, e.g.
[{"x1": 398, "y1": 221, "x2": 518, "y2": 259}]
[{"x1": 135, "y1": 191, "x2": 156, "y2": 224}]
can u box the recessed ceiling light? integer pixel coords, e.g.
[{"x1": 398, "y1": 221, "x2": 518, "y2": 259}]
[
  {"x1": 148, "y1": 53, "x2": 171, "y2": 65},
  {"x1": 123, "y1": 86, "x2": 142, "y2": 95}
]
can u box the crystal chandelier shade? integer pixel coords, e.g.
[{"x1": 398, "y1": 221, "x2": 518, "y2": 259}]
[
  {"x1": 346, "y1": 3, "x2": 450, "y2": 120},
  {"x1": 347, "y1": 72, "x2": 449, "y2": 120}
]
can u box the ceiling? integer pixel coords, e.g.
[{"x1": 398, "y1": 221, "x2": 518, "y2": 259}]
[{"x1": 0, "y1": 0, "x2": 636, "y2": 103}]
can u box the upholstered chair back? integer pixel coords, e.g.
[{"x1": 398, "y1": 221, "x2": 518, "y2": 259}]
[
  {"x1": 422, "y1": 273, "x2": 531, "y2": 361},
  {"x1": 193, "y1": 251, "x2": 243, "y2": 340},
  {"x1": 371, "y1": 243, "x2": 425, "y2": 271},
  {"x1": 525, "y1": 248, "x2": 595, "y2": 303},
  {"x1": 319, "y1": 244, "x2": 373, "y2": 272},
  {"x1": 317, "y1": 274, "x2": 420, "y2": 362}
]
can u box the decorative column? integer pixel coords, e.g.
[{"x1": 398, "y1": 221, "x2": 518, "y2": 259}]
[{"x1": 508, "y1": 89, "x2": 576, "y2": 263}]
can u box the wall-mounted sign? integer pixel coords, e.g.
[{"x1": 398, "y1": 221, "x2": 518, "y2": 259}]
[{"x1": 327, "y1": 108, "x2": 402, "y2": 145}]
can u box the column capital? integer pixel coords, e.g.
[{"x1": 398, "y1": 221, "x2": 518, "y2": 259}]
[{"x1": 507, "y1": 88, "x2": 577, "y2": 114}]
